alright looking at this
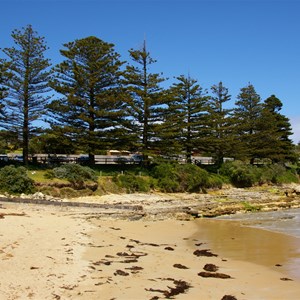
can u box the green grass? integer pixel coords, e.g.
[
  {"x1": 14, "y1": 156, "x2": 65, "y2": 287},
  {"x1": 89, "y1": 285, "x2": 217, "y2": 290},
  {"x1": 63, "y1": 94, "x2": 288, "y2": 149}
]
[
  {"x1": 242, "y1": 201, "x2": 261, "y2": 212},
  {"x1": 89, "y1": 164, "x2": 150, "y2": 176}
]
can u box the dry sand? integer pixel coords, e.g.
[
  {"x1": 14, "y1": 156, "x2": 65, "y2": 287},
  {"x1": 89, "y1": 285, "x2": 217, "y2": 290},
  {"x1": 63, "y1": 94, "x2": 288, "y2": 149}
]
[{"x1": 1, "y1": 201, "x2": 300, "y2": 300}]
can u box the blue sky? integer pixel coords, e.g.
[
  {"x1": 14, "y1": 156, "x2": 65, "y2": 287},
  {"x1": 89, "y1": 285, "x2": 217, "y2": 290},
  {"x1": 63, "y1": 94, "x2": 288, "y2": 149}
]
[{"x1": 1, "y1": 0, "x2": 300, "y2": 143}]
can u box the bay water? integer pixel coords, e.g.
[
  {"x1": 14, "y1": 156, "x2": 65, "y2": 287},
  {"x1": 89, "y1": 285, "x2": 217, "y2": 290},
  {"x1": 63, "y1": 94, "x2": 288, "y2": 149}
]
[
  {"x1": 194, "y1": 208, "x2": 300, "y2": 280},
  {"x1": 217, "y1": 208, "x2": 300, "y2": 239}
]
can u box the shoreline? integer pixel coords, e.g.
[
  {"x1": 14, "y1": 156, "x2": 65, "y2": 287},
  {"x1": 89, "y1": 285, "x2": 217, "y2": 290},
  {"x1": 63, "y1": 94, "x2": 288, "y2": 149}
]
[
  {"x1": 1, "y1": 200, "x2": 300, "y2": 299},
  {"x1": 83, "y1": 218, "x2": 300, "y2": 300},
  {"x1": 193, "y1": 218, "x2": 300, "y2": 281},
  {"x1": 1, "y1": 184, "x2": 300, "y2": 220}
]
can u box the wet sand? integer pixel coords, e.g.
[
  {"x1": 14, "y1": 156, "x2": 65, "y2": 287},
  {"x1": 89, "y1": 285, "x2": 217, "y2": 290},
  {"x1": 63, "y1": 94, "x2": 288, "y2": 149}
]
[
  {"x1": 1, "y1": 202, "x2": 300, "y2": 299},
  {"x1": 194, "y1": 219, "x2": 300, "y2": 280},
  {"x1": 83, "y1": 219, "x2": 300, "y2": 300}
]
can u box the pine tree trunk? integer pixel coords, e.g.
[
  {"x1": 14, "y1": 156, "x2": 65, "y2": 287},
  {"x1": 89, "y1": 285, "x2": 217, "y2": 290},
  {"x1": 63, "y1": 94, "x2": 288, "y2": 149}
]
[
  {"x1": 23, "y1": 76, "x2": 29, "y2": 166},
  {"x1": 23, "y1": 107, "x2": 29, "y2": 166}
]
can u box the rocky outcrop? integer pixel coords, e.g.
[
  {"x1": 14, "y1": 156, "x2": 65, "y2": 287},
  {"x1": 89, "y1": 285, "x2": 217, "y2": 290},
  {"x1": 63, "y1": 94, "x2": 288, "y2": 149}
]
[{"x1": 1, "y1": 185, "x2": 300, "y2": 220}]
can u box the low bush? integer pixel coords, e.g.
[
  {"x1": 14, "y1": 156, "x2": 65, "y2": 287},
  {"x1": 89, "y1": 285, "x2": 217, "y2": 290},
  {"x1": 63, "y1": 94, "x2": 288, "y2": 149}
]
[
  {"x1": 258, "y1": 164, "x2": 299, "y2": 184},
  {"x1": 0, "y1": 165, "x2": 35, "y2": 194},
  {"x1": 151, "y1": 163, "x2": 209, "y2": 192},
  {"x1": 272, "y1": 169, "x2": 299, "y2": 184},
  {"x1": 176, "y1": 164, "x2": 209, "y2": 192},
  {"x1": 45, "y1": 164, "x2": 98, "y2": 190},
  {"x1": 220, "y1": 161, "x2": 299, "y2": 187},
  {"x1": 206, "y1": 174, "x2": 224, "y2": 189},
  {"x1": 220, "y1": 161, "x2": 259, "y2": 187},
  {"x1": 113, "y1": 174, "x2": 153, "y2": 193},
  {"x1": 59, "y1": 187, "x2": 94, "y2": 198},
  {"x1": 37, "y1": 186, "x2": 61, "y2": 198}
]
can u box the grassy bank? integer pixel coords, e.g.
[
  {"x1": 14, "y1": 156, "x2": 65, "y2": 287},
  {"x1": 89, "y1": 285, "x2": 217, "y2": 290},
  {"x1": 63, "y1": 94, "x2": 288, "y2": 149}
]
[{"x1": 0, "y1": 161, "x2": 298, "y2": 199}]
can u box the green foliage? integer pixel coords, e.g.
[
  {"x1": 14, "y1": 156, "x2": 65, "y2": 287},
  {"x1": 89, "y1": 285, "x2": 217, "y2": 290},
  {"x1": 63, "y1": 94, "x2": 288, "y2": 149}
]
[
  {"x1": 123, "y1": 42, "x2": 166, "y2": 153},
  {"x1": 220, "y1": 161, "x2": 259, "y2": 187},
  {"x1": 2, "y1": 25, "x2": 52, "y2": 164},
  {"x1": 151, "y1": 163, "x2": 209, "y2": 192},
  {"x1": 220, "y1": 161, "x2": 299, "y2": 187},
  {"x1": 260, "y1": 164, "x2": 298, "y2": 184},
  {"x1": 177, "y1": 164, "x2": 209, "y2": 192},
  {"x1": 258, "y1": 164, "x2": 284, "y2": 184},
  {"x1": 157, "y1": 75, "x2": 208, "y2": 160},
  {"x1": 113, "y1": 174, "x2": 153, "y2": 193},
  {"x1": 48, "y1": 36, "x2": 125, "y2": 157},
  {"x1": 45, "y1": 164, "x2": 97, "y2": 189},
  {"x1": 205, "y1": 82, "x2": 234, "y2": 166},
  {"x1": 275, "y1": 171, "x2": 299, "y2": 184},
  {"x1": 206, "y1": 174, "x2": 224, "y2": 189},
  {"x1": 29, "y1": 131, "x2": 77, "y2": 155},
  {"x1": 59, "y1": 187, "x2": 94, "y2": 198},
  {"x1": 242, "y1": 201, "x2": 261, "y2": 212},
  {"x1": 1, "y1": 26, "x2": 295, "y2": 164},
  {"x1": 0, "y1": 165, "x2": 35, "y2": 194}
]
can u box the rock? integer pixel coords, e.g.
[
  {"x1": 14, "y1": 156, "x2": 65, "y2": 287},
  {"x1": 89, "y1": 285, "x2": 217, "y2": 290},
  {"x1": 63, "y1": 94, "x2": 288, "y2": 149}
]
[
  {"x1": 32, "y1": 192, "x2": 46, "y2": 200},
  {"x1": 175, "y1": 212, "x2": 193, "y2": 221}
]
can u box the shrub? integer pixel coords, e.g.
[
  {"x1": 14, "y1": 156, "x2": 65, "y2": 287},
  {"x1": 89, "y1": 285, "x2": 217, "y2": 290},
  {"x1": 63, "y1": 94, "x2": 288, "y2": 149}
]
[
  {"x1": 220, "y1": 161, "x2": 299, "y2": 187},
  {"x1": 59, "y1": 187, "x2": 94, "y2": 198},
  {"x1": 151, "y1": 163, "x2": 209, "y2": 192},
  {"x1": 176, "y1": 164, "x2": 209, "y2": 192},
  {"x1": 273, "y1": 170, "x2": 299, "y2": 184},
  {"x1": 155, "y1": 176, "x2": 180, "y2": 193},
  {"x1": 0, "y1": 165, "x2": 35, "y2": 194},
  {"x1": 258, "y1": 164, "x2": 299, "y2": 184},
  {"x1": 37, "y1": 186, "x2": 60, "y2": 198},
  {"x1": 113, "y1": 174, "x2": 153, "y2": 193},
  {"x1": 220, "y1": 161, "x2": 259, "y2": 187},
  {"x1": 45, "y1": 164, "x2": 98, "y2": 190},
  {"x1": 206, "y1": 174, "x2": 224, "y2": 189}
]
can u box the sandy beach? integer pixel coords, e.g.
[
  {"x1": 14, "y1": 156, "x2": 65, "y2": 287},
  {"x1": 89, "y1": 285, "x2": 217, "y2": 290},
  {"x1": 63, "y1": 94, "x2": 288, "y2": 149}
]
[{"x1": 1, "y1": 199, "x2": 300, "y2": 300}]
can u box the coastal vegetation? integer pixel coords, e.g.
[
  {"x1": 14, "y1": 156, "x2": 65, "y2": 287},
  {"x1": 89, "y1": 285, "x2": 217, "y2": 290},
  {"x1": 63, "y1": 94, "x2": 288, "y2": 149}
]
[
  {"x1": 0, "y1": 160, "x2": 297, "y2": 197},
  {"x1": 0, "y1": 165, "x2": 35, "y2": 194}
]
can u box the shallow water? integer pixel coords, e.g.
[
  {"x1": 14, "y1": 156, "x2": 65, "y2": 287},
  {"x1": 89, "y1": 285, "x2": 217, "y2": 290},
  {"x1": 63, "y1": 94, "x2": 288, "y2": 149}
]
[
  {"x1": 216, "y1": 208, "x2": 300, "y2": 239},
  {"x1": 194, "y1": 210, "x2": 300, "y2": 280}
]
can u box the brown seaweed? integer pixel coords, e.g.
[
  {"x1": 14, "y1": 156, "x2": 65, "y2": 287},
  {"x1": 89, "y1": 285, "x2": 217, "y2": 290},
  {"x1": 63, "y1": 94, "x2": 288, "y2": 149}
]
[{"x1": 198, "y1": 271, "x2": 231, "y2": 279}]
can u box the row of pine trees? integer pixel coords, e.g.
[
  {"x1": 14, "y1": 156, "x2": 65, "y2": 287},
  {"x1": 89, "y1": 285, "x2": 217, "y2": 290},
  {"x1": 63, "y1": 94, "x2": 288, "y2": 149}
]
[{"x1": 0, "y1": 25, "x2": 296, "y2": 165}]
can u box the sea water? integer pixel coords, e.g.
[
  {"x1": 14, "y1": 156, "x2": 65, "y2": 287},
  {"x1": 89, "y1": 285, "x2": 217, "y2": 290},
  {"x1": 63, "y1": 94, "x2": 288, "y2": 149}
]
[
  {"x1": 216, "y1": 208, "x2": 300, "y2": 239},
  {"x1": 201, "y1": 208, "x2": 300, "y2": 280}
]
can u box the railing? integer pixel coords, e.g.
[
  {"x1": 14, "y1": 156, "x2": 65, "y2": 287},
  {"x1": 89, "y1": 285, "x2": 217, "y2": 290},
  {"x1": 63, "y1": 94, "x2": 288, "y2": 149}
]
[
  {"x1": 32, "y1": 154, "x2": 141, "y2": 165},
  {"x1": 1, "y1": 153, "x2": 234, "y2": 166}
]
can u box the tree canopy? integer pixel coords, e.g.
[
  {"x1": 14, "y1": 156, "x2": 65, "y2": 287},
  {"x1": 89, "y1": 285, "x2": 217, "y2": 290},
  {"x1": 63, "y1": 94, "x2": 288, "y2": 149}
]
[
  {"x1": 1, "y1": 25, "x2": 52, "y2": 164},
  {"x1": 123, "y1": 41, "x2": 166, "y2": 155},
  {"x1": 0, "y1": 25, "x2": 297, "y2": 165},
  {"x1": 47, "y1": 36, "x2": 125, "y2": 162}
]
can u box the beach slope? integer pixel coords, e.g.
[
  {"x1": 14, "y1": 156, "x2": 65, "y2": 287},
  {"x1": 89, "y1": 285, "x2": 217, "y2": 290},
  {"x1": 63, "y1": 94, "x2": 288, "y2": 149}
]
[{"x1": 0, "y1": 201, "x2": 300, "y2": 300}]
